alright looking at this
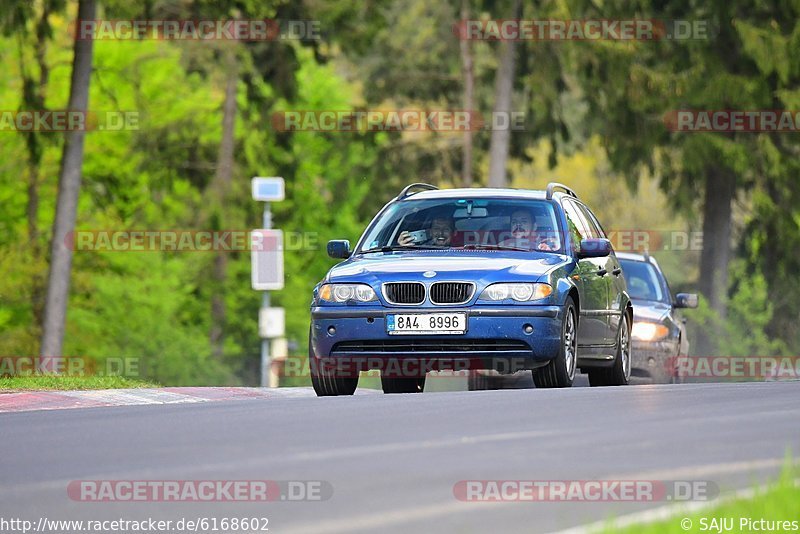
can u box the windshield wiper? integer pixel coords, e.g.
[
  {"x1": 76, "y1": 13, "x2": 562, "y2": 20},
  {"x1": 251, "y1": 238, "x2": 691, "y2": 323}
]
[
  {"x1": 462, "y1": 244, "x2": 532, "y2": 252},
  {"x1": 359, "y1": 245, "x2": 448, "y2": 254}
]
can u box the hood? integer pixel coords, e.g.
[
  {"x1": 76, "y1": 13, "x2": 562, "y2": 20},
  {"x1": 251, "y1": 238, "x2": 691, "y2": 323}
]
[
  {"x1": 325, "y1": 250, "x2": 571, "y2": 285},
  {"x1": 630, "y1": 299, "x2": 672, "y2": 323}
]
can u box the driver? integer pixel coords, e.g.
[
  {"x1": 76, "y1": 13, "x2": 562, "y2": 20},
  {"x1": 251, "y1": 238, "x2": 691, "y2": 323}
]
[
  {"x1": 499, "y1": 208, "x2": 556, "y2": 251},
  {"x1": 398, "y1": 216, "x2": 453, "y2": 247}
]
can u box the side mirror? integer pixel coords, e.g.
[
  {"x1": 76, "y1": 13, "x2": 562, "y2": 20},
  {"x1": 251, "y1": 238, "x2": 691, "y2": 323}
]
[
  {"x1": 327, "y1": 240, "x2": 351, "y2": 259},
  {"x1": 577, "y1": 238, "x2": 612, "y2": 258},
  {"x1": 675, "y1": 293, "x2": 699, "y2": 308}
]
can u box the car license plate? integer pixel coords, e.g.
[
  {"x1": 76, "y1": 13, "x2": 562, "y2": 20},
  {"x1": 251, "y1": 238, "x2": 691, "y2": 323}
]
[{"x1": 386, "y1": 313, "x2": 467, "y2": 335}]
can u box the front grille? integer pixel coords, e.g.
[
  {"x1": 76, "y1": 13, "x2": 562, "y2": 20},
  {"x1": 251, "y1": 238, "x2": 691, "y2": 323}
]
[
  {"x1": 332, "y1": 339, "x2": 530, "y2": 354},
  {"x1": 383, "y1": 282, "x2": 425, "y2": 304},
  {"x1": 430, "y1": 282, "x2": 474, "y2": 304}
]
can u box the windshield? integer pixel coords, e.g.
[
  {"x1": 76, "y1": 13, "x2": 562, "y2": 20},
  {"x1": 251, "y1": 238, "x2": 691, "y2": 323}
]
[
  {"x1": 358, "y1": 198, "x2": 564, "y2": 253},
  {"x1": 619, "y1": 259, "x2": 669, "y2": 303}
]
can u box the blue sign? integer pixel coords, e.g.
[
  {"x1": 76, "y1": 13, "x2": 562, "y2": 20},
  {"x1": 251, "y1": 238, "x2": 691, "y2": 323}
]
[{"x1": 251, "y1": 177, "x2": 285, "y2": 202}]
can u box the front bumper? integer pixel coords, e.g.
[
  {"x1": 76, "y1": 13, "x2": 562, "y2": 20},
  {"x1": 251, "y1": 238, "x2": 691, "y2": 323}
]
[{"x1": 310, "y1": 305, "x2": 563, "y2": 374}]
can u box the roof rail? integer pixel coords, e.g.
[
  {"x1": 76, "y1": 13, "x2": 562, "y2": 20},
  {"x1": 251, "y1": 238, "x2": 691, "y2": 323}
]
[
  {"x1": 396, "y1": 183, "x2": 438, "y2": 200},
  {"x1": 545, "y1": 182, "x2": 578, "y2": 200}
]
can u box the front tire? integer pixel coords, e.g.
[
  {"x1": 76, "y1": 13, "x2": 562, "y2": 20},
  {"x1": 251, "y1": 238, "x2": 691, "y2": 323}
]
[
  {"x1": 533, "y1": 297, "x2": 577, "y2": 388},
  {"x1": 588, "y1": 311, "x2": 631, "y2": 387},
  {"x1": 309, "y1": 330, "x2": 358, "y2": 396}
]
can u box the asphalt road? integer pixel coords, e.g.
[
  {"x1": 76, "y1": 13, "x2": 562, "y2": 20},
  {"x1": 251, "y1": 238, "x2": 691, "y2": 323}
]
[{"x1": 2, "y1": 381, "x2": 799, "y2": 534}]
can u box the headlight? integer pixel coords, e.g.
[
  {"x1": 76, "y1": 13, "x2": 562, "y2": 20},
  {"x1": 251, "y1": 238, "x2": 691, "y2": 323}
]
[
  {"x1": 319, "y1": 283, "x2": 377, "y2": 303},
  {"x1": 479, "y1": 283, "x2": 553, "y2": 302},
  {"x1": 631, "y1": 321, "x2": 670, "y2": 341}
]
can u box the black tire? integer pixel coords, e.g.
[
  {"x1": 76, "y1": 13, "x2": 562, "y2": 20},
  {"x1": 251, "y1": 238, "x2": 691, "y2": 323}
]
[
  {"x1": 309, "y1": 330, "x2": 358, "y2": 396},
  {"x1": 533, "y1": 297, "x2": 578, "y2": 388},
  {"x1": 588, "y1": 311, "x2": 631, "y2": 387},
  {"x1": 587, "y1": 368, "x2": 611, "y2": 386},
  {"x1": 381, "y1": 374, "x2": 426, "y2": 394}
]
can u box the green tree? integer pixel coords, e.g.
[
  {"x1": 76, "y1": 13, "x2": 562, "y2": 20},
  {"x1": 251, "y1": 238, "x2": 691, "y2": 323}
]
[{"x1": 570, "y1": 0, "x2": 800, "y2": 353}]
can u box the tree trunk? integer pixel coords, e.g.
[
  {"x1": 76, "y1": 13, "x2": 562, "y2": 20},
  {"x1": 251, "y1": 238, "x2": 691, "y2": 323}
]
[
  {"x1": 487, "y1": 0, "x2": 520, "y2": 188},
  {"x1": 28, "y1": 3, "x2": 52, "y2": 331},
  {"x1": 27, "y1": 149, "x2": 45, "y2": 334},
  {"x1": 24, "y1": 21, "x2": 49, "y2": 251},
  {"x1": 459, "y1": 0, "x2": 474, "y2": 187},
  {"x1": 40, "y1": 0, "x2": 96, "y2": 360},
  {"x1": 697, "y1": 165, "x2": 735, "y2": 354},
  {"x1": 209, "y1": 45, "x2": 238, "y2": 359}
]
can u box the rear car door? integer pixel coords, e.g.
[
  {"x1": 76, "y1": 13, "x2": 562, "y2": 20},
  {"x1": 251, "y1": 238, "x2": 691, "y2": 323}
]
[
  {"x1": 576, "y1": 203, "x2": 623, "y2": 344},
  {"x1": 562, "y1": 200, "x2": 608, "y2": 346}
]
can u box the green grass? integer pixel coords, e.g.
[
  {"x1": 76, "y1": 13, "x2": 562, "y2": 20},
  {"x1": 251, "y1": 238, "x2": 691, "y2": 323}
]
[
  {"x1": 0, "y1": 375, "x2": 159, "y2": 392},
  {"x1": 603, "y1": 461, "x2": 799, "y2": 533}
]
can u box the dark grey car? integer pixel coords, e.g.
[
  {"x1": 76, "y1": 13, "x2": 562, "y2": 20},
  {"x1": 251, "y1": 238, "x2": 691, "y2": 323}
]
[{"x1": 616, "y1": 252, "x2": 698, "y2": 383}]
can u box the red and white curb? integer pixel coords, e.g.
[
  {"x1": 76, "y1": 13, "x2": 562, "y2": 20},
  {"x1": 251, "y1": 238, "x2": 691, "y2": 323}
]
[{"x1": 0, "y1": 387, "x2": 376, "y2": 413}]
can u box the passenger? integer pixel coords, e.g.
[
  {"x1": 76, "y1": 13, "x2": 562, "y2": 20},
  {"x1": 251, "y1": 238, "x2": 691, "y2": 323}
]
[
  {"x1": 499, "y1": 208, "x2": 557, "y2": 251},
  {"x1": 398, "y1": 216, "x2": 453, "y2": 247}
]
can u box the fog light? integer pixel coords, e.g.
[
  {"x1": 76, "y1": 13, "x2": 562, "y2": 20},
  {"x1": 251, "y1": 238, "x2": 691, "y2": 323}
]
[
  {"x1": 327, "y1": 326, "x2": 336, "y2": 335},
  {"x1": 523, "y1": 324, "x2": 534, "y2": 334}
]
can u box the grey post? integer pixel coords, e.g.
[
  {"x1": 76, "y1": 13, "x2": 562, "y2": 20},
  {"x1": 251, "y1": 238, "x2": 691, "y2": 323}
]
[{"x1": 260, "y1": 203, "x2": 272, "y2": 387}]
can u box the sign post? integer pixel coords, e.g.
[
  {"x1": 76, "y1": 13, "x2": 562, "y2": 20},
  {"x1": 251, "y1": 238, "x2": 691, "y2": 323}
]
[{"x1": 251, "y1": 177, "x2": 285, "y2": 387}]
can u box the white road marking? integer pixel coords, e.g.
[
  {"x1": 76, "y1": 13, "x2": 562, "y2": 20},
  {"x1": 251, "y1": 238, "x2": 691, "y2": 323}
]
[
  {"x1": 0, "y1": 387, "x2": 339, "y2": 413},
  {"x1": 58, "y1": 390, "x2": 207, "y2": 405}
]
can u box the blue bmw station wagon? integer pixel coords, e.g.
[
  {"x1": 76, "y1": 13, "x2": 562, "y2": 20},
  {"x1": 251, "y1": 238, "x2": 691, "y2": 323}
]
[{"x1": 309, "y1": 183, "x2": 633, "y2": 395}]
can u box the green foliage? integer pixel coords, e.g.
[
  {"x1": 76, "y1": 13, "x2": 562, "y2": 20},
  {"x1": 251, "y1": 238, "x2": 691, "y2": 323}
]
[
  {"x1": 684, "y1": 261, "x2": 787, "y2": 357},
  {"x1": 0, "y1": 8, "x2": 397, "y2": 385},
  {"x1": 0, "y1": 374, "x2": 157, "y2": 391},
  {"x1": 66, "y1": 253, "x2": 236, "y2": 385}
]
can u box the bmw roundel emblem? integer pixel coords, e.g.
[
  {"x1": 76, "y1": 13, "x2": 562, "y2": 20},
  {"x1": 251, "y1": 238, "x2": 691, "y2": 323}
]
[{"x1": 423, "y1": 271, "x2": 437, "y2": 278}]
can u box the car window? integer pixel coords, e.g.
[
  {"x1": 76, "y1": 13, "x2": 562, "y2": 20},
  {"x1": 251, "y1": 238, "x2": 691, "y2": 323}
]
[
  {"x1": 562, "y1": 200, "x2": 590, "y2": 253},
  {"x1": 577, "y1": 203, "x2": 606, "y2": 239},
  {"x1": 357, "y1": 198, "x2": 564, "y2": 253},
  {"x1": 618, "y1": 259, "x2": 667, "y2": 302}
]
